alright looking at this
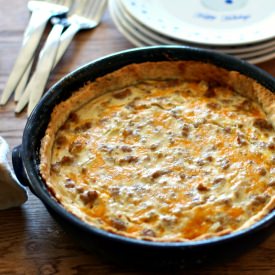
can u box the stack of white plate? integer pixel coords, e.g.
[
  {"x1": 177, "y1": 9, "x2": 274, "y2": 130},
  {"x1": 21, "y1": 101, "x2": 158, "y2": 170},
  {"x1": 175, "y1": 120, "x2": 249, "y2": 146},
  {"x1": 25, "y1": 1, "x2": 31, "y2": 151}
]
[{"x1": 109, "y1": 0, "x2": 275, "y2": 64}]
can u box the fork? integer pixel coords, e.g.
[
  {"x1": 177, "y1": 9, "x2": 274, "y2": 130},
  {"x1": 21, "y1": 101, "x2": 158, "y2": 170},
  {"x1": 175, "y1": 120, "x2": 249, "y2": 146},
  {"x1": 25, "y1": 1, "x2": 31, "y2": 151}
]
[
  {"x1": 0, "y1": 0, "x2": 71, "y2": 105},
  {"x1": 15, "y1": 0, "x2": 107, "y2": 115}
]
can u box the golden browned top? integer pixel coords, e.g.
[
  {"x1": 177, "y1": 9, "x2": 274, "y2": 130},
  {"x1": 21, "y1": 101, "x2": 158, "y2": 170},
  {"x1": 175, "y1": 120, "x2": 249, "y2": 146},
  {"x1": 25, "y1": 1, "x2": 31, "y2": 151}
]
[{"x1": 40, "y1": 61, "x2": 275, "y2": 242}]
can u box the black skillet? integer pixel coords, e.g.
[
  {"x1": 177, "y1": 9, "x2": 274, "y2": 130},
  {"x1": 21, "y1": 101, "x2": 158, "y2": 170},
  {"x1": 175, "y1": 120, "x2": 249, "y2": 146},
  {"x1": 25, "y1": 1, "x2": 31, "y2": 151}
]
[{"x1": 12, "y1": 46, "x2": 275, "y2": 269}]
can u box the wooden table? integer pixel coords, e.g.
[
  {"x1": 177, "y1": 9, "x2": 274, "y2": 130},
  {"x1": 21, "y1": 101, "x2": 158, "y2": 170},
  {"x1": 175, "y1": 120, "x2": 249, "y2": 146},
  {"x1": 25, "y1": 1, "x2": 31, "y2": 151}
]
[{"x1": 0, "y1": 1, "x2": 274, "y2": 274}]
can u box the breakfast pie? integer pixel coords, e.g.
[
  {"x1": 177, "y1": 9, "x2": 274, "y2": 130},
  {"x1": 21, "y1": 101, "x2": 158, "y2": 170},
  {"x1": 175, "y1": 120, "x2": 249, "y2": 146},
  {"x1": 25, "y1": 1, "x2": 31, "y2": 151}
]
[{"x1": 40, "y1": 61, "x2": 275, "y2": 241}]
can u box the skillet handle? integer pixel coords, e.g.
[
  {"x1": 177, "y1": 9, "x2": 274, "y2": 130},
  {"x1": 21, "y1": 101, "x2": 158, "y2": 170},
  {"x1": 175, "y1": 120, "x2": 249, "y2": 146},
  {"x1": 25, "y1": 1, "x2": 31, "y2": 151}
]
[
  {"x1": 0, "y1": 138, "x2": 28, "y2": 210},
  {"x1": 12, "y1": 145, "x2": 29, "y2": 187}
]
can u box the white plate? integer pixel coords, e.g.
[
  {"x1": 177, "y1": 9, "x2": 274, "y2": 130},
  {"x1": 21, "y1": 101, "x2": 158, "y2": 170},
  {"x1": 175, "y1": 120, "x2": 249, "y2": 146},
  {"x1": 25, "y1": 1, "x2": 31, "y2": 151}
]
[
  {"x1": 109, "y1": 0, "x2": 144, "y2": 47},
  {"x1": 109, "y1": 0, "x2": 275, "y2": 64},
  {"x1": 121, "y1": 0, "x2": 275, "y2": 46},
  {"x1": 117, "y1": 0, "x2": 275, "y2": 54},
  {"x1": 246, "y1": 51, "x2": 275, "y2": 64}
]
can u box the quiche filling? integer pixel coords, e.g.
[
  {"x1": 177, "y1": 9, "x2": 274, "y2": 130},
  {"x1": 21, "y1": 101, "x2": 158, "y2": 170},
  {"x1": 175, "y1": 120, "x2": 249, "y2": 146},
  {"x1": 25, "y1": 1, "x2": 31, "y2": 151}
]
[{"x1": 40, "y1": 61, "x2": 275, "y2": 242}]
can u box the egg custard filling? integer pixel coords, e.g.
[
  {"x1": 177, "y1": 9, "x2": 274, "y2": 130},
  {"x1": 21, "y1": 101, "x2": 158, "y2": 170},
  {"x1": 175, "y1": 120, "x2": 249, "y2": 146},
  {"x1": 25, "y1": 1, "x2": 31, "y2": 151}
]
[{"x1": 40, "y1": 61, "x2": 275, "y2": 241}]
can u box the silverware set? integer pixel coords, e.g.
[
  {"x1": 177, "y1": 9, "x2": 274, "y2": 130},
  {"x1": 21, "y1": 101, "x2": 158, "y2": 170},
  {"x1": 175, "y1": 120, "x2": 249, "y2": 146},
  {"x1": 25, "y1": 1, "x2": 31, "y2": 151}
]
[{"x1": 0, "y1": 0, "x2": 107, "y2": 115}]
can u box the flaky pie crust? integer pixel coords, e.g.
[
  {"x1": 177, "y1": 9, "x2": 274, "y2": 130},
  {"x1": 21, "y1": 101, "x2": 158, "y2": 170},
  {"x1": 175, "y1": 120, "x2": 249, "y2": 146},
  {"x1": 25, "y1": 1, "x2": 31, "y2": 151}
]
[{"x1": 40, "y1": 61, "x2": 275, "y2": 242}]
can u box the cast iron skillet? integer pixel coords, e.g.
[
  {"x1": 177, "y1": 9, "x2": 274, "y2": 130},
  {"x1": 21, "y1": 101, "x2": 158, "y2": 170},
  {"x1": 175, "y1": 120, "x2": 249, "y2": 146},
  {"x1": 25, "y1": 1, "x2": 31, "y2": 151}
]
[{"x1": 12, "y1": 46, "x2": 275, "y2": 269}]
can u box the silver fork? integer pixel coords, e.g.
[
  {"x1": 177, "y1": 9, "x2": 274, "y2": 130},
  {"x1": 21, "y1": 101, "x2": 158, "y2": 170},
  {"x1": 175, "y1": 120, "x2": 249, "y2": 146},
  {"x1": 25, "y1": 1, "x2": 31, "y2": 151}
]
[
  {"x1": 0, "y1": 0, "x2": 71, "y2": 105},
  {"x1": 14, "y1": 0, "x2": 72, "y2": 102},
  {"x1": 15, "y1": 0, "x2": 107, "y2": 115}
]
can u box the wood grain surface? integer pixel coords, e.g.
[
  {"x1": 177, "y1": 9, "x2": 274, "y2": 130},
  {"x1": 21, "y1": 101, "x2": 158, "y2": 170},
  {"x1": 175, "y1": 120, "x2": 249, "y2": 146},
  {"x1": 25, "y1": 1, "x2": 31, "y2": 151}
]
[{"x1": 0, "y1": 1, "x2": 274, "y2": 274}]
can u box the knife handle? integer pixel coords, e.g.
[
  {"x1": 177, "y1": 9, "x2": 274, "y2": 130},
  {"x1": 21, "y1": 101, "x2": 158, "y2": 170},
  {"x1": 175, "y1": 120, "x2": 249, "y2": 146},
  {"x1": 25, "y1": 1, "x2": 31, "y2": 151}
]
[
  {"x1": 54, "y1": 23, "x2": 80, "y2": 67},
  {"x1": 0, "y1": 11, "x2": 49, "y2": 105},
  {"x1": 15, "y1": 23, "x2": 64, "y2": 115}
]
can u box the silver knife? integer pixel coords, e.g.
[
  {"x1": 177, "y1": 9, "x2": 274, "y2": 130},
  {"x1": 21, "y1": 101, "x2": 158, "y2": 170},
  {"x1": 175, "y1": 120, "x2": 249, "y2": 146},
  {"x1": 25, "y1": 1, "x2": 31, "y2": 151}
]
[{"x1": 15, "y1": 23, "x2": 64, "y2": 114}]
